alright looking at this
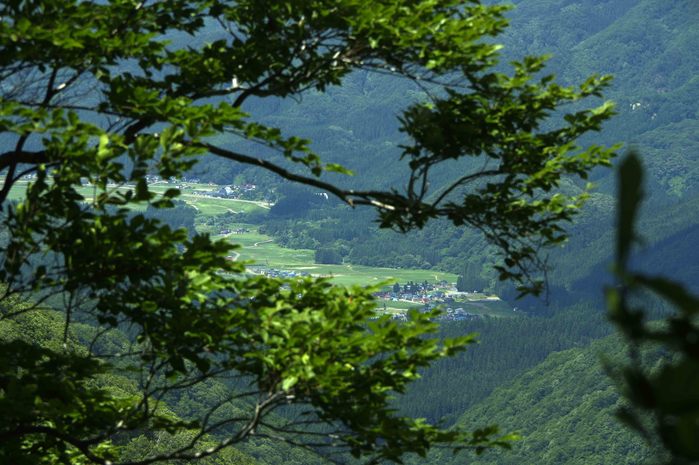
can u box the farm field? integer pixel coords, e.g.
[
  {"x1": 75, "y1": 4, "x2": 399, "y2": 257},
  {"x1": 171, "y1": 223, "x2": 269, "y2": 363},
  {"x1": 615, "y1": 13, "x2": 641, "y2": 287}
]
[
  {"x1": 5, "y1": 180, "x2": 458, "y2": 288},
  {"x1": 218, "y1": 228, "x2": 515, "y2": 316},
  {"x1": 150, "y1": 184, "x2": 270, "y2": 215},
  {"x1": 376, "y1": 297, "x2": 513, "y2": 318},
  {"x1": 8, "y1": 180, "x2": 465, "y2": 287},
  {"x1": 6, "y1": 180, "x2": 269, "y2": 215},
  {"x1": 224, "y1": 228, "x2": 457, "y2": 287}
]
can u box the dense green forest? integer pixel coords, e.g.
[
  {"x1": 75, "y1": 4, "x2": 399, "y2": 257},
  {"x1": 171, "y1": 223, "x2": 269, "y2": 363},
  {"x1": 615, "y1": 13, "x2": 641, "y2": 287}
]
[
  {"x1": 426, "y1": 334, "x2": 652, "y2": 465},
  {"x1": 2, "y1": 0, "x2": 699, "y2": 464},
  {"x1": 0, "y1": 301, "x2": 331, "y2": 465}
]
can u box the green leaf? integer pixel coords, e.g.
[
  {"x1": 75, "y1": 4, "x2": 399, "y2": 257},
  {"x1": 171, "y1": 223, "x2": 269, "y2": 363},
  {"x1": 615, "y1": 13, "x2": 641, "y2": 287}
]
[{"x1": 616, "y1": 152, "x2": 644, "y2": 268}]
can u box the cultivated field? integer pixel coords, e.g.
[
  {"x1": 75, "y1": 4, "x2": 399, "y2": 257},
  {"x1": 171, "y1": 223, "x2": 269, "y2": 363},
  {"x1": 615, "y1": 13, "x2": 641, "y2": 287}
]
[
  {"x1": 6, "y1": 181, "x2": 269, "y2": 216},
  {"x1": 222, "y1": 228, "x2": 457, "y2": 287}
]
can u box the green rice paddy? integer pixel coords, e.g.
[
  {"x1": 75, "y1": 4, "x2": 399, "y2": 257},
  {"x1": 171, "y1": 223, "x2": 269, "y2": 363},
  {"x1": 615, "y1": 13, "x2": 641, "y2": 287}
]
[{"x1": 220, "y1": 229, "x2": 456, "y2": 286}]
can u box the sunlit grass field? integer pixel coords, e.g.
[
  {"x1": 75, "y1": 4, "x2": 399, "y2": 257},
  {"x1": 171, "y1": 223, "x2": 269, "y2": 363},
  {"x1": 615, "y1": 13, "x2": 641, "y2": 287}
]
[
  {"x1": 7, "y1": 180, "x2": 457, "y2": 287},
  {"x1": 222, "y1": 229, "x2": 457, "y2": 287},
  {"x1": 7, "y1": 179, "x2": 457, "y2": 286},
  {"x1": 7, "y1": 181, "x2": 268, "y2": 215}
]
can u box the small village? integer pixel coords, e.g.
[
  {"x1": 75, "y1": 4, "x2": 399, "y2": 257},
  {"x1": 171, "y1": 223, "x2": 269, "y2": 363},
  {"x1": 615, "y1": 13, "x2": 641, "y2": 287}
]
[
  {"x1": 373, "y1": 281, "x2": 499, "y2": 321},
  {"x1": 248, "y1": 267, "x2": 498, "y2": 321},
  {"x1": 143, "y1": 175, "x2": 262, "y2": 201},
  {"x1": 385, "y1": 306, "x2": 480, "y2": 322},
  {"x1": 251, "y1": 266, "x2": 313, "y2": 279}
]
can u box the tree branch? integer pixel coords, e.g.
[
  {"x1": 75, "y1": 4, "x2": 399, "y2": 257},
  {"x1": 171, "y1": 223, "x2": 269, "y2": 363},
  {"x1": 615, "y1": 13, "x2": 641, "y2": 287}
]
[
  {"x1": 0, "y1": 426, "x2": 108, "y2": 464},
  {"x1": 196, "y1": 142, "x2": 362, "y2": 204}
]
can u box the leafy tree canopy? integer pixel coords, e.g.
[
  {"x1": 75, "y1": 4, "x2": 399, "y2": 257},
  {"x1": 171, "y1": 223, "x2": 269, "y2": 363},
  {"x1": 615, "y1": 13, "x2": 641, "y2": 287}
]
[
  {"x1": 607, "y1": 153, "x2": 699, "y2": 464},
  {"x1": 0, "y1": 0, "x2": 614, "y2": 463}
]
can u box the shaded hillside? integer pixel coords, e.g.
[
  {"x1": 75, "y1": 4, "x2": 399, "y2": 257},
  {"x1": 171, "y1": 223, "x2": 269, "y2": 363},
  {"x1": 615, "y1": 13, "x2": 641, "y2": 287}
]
[
  {"x1": 194, "y1": 1, "x2": 699, "y2": 199},
  {"x1": 0, "y1": 304, "x2": 327, "y2": 465},
  {"x1": 398, "y1": 304, "x2": 613, "y2": 424},
  {"x1": 550, "y1": 191, "x2": 699, "y2": 306},
  {"x1": 423, "y1": 335, "x2": 652, "y2": 465},
  {"x1": 503, "y1": 0, "x2": 699, "y2": 199}
]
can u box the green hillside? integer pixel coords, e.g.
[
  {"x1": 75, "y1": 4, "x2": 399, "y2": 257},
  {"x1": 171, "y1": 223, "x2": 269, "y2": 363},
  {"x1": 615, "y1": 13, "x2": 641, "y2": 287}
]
[
  {"x1": 0, "y1": 301, "x2": 328, "y2": 465},
  {"x1": 426, "y1": 335, "x2": 652, "y2": 465},
  {"x1": 397, "y1": 303, "x2": 613, "y2": 424},
  {"x1": 194, "y1": 1, "x2": 699, "y2": 197}
]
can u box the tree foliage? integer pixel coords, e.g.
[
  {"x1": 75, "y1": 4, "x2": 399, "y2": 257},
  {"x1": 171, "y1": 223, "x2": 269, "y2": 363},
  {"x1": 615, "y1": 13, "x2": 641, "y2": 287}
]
[
  {"x1": 431, "y1": 334, "x2": 648, "y2": 465},
  {"x1": 607, "y1": 153, "x2": 699, "y2": 464},
  {"x1": 0, "y1": 0, "x2": 615, "y2": 463}
]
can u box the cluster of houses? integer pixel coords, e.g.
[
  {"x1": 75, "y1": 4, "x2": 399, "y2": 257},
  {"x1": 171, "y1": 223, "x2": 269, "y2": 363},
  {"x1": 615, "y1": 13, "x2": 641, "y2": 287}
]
[
  {"x1": 220, "y1": 227, "x2": 250, "y2": 235},
  {"x1": 373, "y1": 280, "x2": 453, "y2": 305},
  {"x1": 388, "y1": 306, "x2": 478, "y2": 322},
  {"x1": 374, "y1": 290, "x2": 443, "y2": 304},
  {"x1": 374, "y1": 281, "x2": 490, "y2": 306},
  {"x1": 201, "y1": 184, "x2": 257, "y2": 199},
  {"x1": 144, "y1": 175, "x2": 202, "y2": 185},
  {"x1": 374, "y1": 280, "x2": 492, "y2": 321},
  {"x1": 142, "y1": 176, "x2": 260, "y2": 201},
  {"x1": 252, "y1": 267, "x2": 311, "y2": 279},
  {"x1": 441, "y1": 306, "x2": 478, "y2": 321}
]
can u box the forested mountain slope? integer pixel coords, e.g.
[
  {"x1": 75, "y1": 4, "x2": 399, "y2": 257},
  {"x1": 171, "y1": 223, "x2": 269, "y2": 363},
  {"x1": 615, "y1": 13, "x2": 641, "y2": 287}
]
[
  {"x1": 190, "y1": 4, "x2": 699, "y2": 457},
  {"x1": 422, "y1": 335, "x2": 651, "y2": 465},
  {"x1": 398, "y1": 303, "x2": 613, "y2": 424},
  {"x1": 4, "y1": 1, "x2": 692, "y2": 462},
  {"x1": 220, "y1": 3, "x2": 699, "y2": 452},
  {"x1": 482, "y1": 0, "x2": 699, "y2": 204},
  {"x1": 0, "y1": 303, "x2": 327, "y2": 465},
  {"x1": 197, "y1": 0, "x2": 699, "y2": 197}
]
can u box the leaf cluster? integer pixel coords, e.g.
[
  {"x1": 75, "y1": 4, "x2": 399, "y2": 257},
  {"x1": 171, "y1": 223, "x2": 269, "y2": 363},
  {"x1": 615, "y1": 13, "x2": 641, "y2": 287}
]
[{"x1": 607, "y1": 153, "x2": 699, "y2": 464}]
